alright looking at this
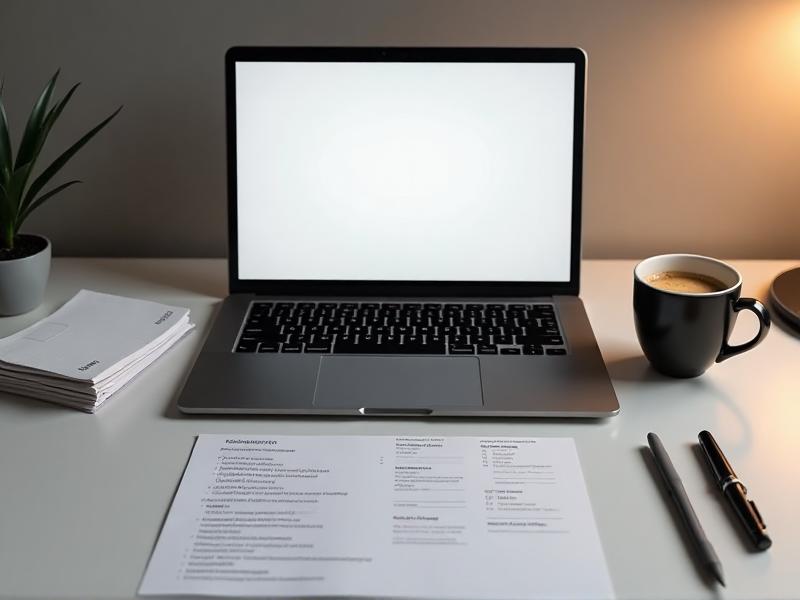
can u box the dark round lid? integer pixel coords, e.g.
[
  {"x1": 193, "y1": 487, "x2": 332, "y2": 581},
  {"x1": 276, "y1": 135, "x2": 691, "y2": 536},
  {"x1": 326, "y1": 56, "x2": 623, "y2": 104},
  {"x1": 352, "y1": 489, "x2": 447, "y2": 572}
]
[{"x1": 770, "y1": 267, "x2": 800, "y2": 329}]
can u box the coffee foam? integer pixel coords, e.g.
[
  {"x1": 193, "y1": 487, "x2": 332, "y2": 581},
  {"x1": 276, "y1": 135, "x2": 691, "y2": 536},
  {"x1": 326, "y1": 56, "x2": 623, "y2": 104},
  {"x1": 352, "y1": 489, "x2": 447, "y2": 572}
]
[{"x1": 645, "y1": 271, "x2": 727, "y2": 294}]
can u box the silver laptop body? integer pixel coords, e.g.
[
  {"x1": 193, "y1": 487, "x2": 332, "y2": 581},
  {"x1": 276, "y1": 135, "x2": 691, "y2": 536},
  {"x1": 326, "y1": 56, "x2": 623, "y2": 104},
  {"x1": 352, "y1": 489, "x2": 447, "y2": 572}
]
[{"x1": 177, "y1": 47, "x2": 619, "y2": 418}]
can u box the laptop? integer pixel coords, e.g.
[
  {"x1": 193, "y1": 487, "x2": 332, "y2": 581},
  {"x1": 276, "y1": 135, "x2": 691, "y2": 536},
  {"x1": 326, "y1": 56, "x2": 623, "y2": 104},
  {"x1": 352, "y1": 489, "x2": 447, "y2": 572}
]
[{"x1": 177, "y1": 47, "x2": 619, "y2": 417}]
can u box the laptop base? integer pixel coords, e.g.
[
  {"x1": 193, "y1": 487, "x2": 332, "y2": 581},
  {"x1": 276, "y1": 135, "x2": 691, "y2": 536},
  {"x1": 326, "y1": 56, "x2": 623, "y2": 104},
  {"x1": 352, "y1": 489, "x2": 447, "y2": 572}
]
[{"x1": 177, "y1": 295, "x2": 619, "y2": 418}]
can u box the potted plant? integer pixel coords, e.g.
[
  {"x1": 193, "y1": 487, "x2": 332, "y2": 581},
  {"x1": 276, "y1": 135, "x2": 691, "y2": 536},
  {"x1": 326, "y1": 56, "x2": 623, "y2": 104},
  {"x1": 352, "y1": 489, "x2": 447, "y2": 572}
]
[{"x1": 0, "y1": 70, "x2": 120, "y2": 315}]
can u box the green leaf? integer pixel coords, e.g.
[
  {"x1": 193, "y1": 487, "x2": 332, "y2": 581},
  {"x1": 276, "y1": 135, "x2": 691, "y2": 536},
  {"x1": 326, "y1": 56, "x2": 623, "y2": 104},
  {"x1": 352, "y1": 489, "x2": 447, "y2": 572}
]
[
  {"x1": 20, "y1": 105, "x2": 121, "y2": 215},
  {"x1": 0, "y1": 85, "x2": 12, "y2": 185},
  {"x1": 0, "y1": 180, "x2": 18, "y2": 247},
  {"x1": 6, "y1": 161, "x2": 33, "y2": 216},
  {"x1": 14, "y1": 70, "x2": 59, "y2": 170},
  {"x1": 0, "y1": 181, "x2": 12, "y2": 230},
  {"x1": 17, "y1": 179, "x2": 81, "y2": 227},
  {"x1": 33, "y1": 82, "x2": 80, "y2": 163}
]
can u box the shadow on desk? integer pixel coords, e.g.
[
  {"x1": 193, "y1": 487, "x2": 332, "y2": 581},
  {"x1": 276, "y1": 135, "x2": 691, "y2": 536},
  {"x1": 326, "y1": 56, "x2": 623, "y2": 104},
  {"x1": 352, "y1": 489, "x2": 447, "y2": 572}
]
[
  {"x1": 605, "y1": 354, "x2": 675, "y2": 383},
  {"x1": 0, "y1": 392, "x2": 71, "y2": 415},
  {"x1": 604, "y1": 353, "x2": 754, "y2": 455}
]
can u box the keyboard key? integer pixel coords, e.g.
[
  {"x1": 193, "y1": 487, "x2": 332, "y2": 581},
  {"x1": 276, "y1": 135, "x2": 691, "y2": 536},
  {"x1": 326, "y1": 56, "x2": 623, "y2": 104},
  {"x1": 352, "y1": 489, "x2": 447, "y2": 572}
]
[
  {"x1": 246, "y1": 328, "x2": 282, "y2": 341},
  {"x1": 281, "y1": 344, "x2": 302, "y2": 353},
  {"x1": 333, "y1": 343, "x2": 372, "y2": 354},
  {"x1": 546, "y1": 348, "x2": 567, "y2": 355},
  {"x1": 257, "y1": 343, "x2": 279, "y2": 353},
  {"x1": 516, "y1": 335, "x2": 563, "y2": 346},
  {"x1": 523, "y1": 345, "x2": 544, "y2": 355},
  {"x1": 243, "y1": 327, "x2": 268, "y2": 335},
  {"x1": 305, "y1": 344, "x2": 332, "y2": 353},
  {"x1": 418, "y1": 343, "x2": 447, "y2": 355},
  {"x1": 409, "y1": 344, "x2": 445, "y2": 354},
  {"x1": 449, "y1": 344, "x2": 475, "y2": 355},
  {"x1": 500, "y1": 347, "x2": 521, "y2": 355},
  {"x1": 531, "y1": 305, "x2": 554, "y2": 315},
  {"x1": 236, "y1": 340, "x2": 258, "y2": 352},
  {"x1": 477, "y1": 344, "x2": 498, "y2": 354}
]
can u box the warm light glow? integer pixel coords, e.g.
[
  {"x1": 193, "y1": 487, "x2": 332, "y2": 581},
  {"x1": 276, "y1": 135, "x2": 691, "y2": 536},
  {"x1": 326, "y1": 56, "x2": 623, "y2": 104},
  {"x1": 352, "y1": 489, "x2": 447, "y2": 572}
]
[
  {"x1": 742, "y1": 2, "x2": 800, "y2": 86},
  {"x1": 787, "y1": 5, "x2": 800, "y2": 62}
]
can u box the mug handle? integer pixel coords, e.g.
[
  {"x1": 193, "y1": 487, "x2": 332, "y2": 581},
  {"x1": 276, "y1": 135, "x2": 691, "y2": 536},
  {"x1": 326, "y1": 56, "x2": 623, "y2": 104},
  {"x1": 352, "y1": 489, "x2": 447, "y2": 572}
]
[{"x1": 716, "y1": 298, "x2": 771, "y2": 363}]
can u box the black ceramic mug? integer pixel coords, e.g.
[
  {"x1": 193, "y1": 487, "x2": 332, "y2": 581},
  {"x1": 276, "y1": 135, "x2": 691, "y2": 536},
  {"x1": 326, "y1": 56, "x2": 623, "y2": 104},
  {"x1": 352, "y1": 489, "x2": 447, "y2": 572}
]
[{"x1": 633, "y1": 254, "x2": 770, "y2": 378}]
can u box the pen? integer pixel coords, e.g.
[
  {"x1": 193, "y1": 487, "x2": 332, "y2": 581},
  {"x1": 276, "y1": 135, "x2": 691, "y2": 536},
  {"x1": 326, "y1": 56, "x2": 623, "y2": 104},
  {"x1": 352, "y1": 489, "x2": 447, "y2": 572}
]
[
  {"x1": 698, "y1": 430, "x2": 772, "y2": 551},
  {"x1": 647, "y1": 432, "x2": 725, "y2": 586}
]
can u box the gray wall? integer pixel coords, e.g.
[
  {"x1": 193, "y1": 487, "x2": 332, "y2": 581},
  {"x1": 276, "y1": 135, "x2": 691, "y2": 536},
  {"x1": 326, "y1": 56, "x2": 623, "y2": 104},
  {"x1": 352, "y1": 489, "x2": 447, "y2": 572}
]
[{"x1": 1, "y1": 0, "x2": 799, "y2": 259}]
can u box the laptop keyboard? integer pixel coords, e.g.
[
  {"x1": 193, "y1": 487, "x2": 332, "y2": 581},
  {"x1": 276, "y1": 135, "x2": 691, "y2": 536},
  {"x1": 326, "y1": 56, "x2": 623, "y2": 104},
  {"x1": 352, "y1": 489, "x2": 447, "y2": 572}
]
[{"x1": 234, "y1": 302, "x2": 566, "y2": 356}]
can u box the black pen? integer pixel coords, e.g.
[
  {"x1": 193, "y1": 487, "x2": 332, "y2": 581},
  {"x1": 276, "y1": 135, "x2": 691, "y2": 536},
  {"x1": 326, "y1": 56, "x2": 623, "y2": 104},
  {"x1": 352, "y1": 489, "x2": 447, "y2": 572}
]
[
  {"x1": 698, "y1": 430, "x2": 772, "y2": 551},
  {"x1": 647, "y1": 433, "x2": 725, "y2": 586}
]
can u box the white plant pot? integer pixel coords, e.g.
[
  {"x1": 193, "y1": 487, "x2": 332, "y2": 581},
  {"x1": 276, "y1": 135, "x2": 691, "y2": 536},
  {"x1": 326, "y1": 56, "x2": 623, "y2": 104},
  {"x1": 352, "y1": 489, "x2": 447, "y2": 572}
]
[{"x1": 0, "y1": 234, "x2": 51, "y2": 316}]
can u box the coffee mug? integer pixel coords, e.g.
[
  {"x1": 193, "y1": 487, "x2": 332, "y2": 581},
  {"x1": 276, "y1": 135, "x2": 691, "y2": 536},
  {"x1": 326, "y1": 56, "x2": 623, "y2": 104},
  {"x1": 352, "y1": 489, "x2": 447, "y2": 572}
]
[{"x1": 633, "y1": 254, "x2": 770, "y2": 378}]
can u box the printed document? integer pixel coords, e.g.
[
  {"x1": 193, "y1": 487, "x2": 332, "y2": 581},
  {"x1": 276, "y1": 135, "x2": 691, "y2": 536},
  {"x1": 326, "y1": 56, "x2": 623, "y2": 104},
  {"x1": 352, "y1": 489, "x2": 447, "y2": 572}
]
[
  {"x1": 0, "y1": 289, "x2": 192, "y2": 383},
  {"x1": 0, "y1": 290, "x2": 194, "y2": 411},
  {"x1": 140, "y1": 435, "x2": 613, "y2": 599}
]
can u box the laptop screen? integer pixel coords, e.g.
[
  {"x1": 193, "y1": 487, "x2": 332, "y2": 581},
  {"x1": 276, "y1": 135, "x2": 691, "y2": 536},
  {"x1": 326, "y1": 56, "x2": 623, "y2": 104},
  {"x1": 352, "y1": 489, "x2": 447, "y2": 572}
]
[{"x1": 234, "y1": 58, "x2": 576, "y2": 283}]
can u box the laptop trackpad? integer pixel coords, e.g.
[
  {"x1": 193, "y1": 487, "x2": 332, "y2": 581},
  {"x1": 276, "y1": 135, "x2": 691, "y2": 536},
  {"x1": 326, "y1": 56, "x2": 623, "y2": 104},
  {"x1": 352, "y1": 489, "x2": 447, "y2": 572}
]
[{"x1": 313, "y1": 356, "x2": 483, "y2": 410}]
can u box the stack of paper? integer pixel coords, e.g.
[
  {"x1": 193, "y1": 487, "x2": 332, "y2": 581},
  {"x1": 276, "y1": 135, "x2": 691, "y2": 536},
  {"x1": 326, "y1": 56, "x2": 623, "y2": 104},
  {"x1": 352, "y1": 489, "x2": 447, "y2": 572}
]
[{"x1": 0, "y1": 290, "x2": 194, "y2": 412}]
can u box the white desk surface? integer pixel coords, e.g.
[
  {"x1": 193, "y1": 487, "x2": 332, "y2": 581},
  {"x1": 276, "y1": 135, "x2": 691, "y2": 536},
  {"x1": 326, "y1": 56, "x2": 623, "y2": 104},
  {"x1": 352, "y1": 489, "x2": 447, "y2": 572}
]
[{"x1": 0, "y1": 258, "x2": 797, "y2": 600}]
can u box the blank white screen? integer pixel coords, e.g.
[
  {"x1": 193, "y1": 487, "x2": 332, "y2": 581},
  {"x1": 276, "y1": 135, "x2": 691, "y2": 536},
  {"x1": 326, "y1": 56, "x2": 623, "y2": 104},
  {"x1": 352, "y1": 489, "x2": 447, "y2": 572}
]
[{"x1": 236, "y1": 61, "x2": 575, "y2": 281}]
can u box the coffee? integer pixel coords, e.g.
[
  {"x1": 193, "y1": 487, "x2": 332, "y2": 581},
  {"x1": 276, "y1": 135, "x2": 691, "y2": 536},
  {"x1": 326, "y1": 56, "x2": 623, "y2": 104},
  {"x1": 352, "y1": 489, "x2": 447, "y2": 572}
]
[{"x1": 645, "y1": 271, "x2": 727, "y2": 294}]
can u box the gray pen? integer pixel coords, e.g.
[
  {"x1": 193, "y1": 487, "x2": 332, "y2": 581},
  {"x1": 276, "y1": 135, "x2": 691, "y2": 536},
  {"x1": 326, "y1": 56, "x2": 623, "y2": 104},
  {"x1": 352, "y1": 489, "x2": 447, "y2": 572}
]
[{"x1": 647, "y1": 432, "x2": 725, "y2": 586}]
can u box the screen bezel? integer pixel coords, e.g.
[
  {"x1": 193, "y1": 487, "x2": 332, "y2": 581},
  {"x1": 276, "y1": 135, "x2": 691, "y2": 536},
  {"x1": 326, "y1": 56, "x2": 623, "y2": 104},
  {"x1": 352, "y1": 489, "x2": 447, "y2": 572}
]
[{"x1": 226, "y1": 47, "x2": 585, "y2": 297}]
